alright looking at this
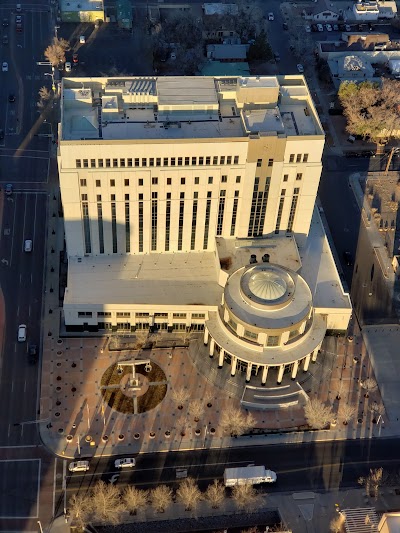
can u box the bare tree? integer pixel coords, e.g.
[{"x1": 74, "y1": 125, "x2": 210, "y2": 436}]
[
  {"x1": 150, "y1": 485, "x2": 173, "y2": 513},
  {"x1": 37, "y1": 86, "x2": 52, "y2": 110},
  {"x1": 241, "y1": 528, "x2": 259, "y2": 533},
  {"x1": 176, "y1": 477, "x2": 202, "y2": 511},
  {"x1": 176, "y1": 414, "x2": 188, "y2": 436},
  {"x1": 44, "y1": 37, "x2": 70, "y2": 66},
  {"x1": 90, "y1": 481, "x2": 123, "y2": 525},
  {"x1": 122, "y1": 486, "x2": 149, "y2": 515},
  {"x1": 369, "y1": 402, "x2": 385, "y2": 417},
  {"x1": 220, "y1": 407, "x2": 256, "y2": 437},
  {"x1": 361, "y1": 378, "x2": 378, "y2": 398},
  {"x1": 270, "y1": 524, "x2": 292, "y2": 532},
  {"x1": 69, "y1": 493, "x2": 92, "y2": 532},
  {"x1": 231, "y1": 484, "x2": 261, "y2": 511},
  {"x1": 339, "y1": 403, "x2": 357, "y2": 425},
  {"x1": 171, "y1": 387, "x2": 190, "y2": 409},
  {"x1": 358, "y1": 467, "x2": 384, "y2": 500},
  {"x1": 304, "y1": 399, "x2": 333, "y2": 430},
  {"x1": 330, "y1": 513, "x2": 345, "y2": 533},
  {"x1": 205, "y1": 479, "x2": 225, "y2": 509},
  {"x1": 188, "y1": 399, "x2": 205, "y2": 422}
]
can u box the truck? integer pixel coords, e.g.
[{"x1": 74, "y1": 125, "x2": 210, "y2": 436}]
[{"x1": 223, "y1": 465, "x2": 277, "y2": 487}]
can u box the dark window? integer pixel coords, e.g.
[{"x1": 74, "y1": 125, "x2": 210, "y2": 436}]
[
  {"x1": 152, "y1": 177, "x2": 158, "y2": 185},
  {"x1": 220, "y1": 156, "x2": 225, "y2": 165},
  {"x1": 98, "y1": 159, "x2": 104, "y2": 168},
  {"x1": 221, "y1": 175, "x2": 227, "y2": 183},
  {"x1": 138, "y1": 179, "x2": 143, "y2": 186},
  {"x1": 208, "y1": 176, "x2": 213, "y2": 184},
  {"x1": 268, "y1": 159, "x2": 273, "y2": 167},
  {"x1": 167, "y1": 178, "x2": 172, "y2": 185},
  {"x1": 289, "y1": 154, "x2": 295, "y2": 163},
  {"x1": 234, "y1": 155, "x2": 239, "y2": 164},
  {"x1": 257, "y1": 158, "x2": 262, "y2": 167},
  {"x1": 110, "y1": 179, "x2": 115, "y2": 187},
  {"x1": 296, "y1": 154, "x2": 301, "y2": 163},
  {"x1": 181, "y1": 177, "x2": 185, "y2": 185},
  {"x1": 113, "y1": 158, "x2": 118, "y2": 167},
  {"x1": 120, "y1": 158, "x2": 125, "y2": 167},
  {"x1": 195, "y1": 177, "x2": 199, "y2": 185},
  {"x1": 127, "y1": 158, "x2": 132, "y2": 167},
  {"x1": 283, "y1": 174, "x2": 288, "y2": 182},
  {"x1": 206, "y1": 156, "x2": 211, "y2": 165},
  {"x1": 80, "y1": 179, "x2": 87, "y2": 187},
  {"x1": 106, "y1": 159, "x2": 111, "y2": 167},
  {"x1": 213, "y1": 156, "x2": 218, "y2": 165},
  {"x1": 76, "y1": 159, "x2": 81, "y2": 168},
  {"x1": 124, "y1": 178, "x2": 129, "y2": 186},
  {"x1": 96, "y1": 179, "x2": 101, "y2": 187},
  {"x1": 296, "y1": 173, "x2": 302, "y2": 181},
  {"x1": 227, "y1": 156, "x2": 232, "y2": 165},
  {"x1": 135, "y1": 158, "x2": 140, "y2": 167},
  {"x1": 142, "y1": 158, "x2": 147, "y2": 167},
  {"x1": 91, "y1": 159, "x2": 96, "y2": 168},
  {"x1": 236, "y1": 176, "x2": 241, "y2": 183},
  {"x1": 303, "y1": 154, "x2": 309, "y2": 162}
]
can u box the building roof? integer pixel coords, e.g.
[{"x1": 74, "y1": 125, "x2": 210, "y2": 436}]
[
  {"x1": 200, "y1": 61, "x2": 250, "y2": 76},
  {"x1": 207, "y1": 44, "x2": 248, "y2": 60},
  {"x1": 202, "y1": 3, "x2": 238, "y2": 15},
  {"x1": 60, "y1": 0, "x2": 103, "y2": 13}
]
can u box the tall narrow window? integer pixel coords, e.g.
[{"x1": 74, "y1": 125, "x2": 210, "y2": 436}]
[
  {"x1": 275, "y1": 189, "x2": 286, "y2": 233},
  {"x1": 191, "y1": 194, "x2": 198, "y2": 250},
  {"x1": 138, "y1": 200, "x2": 143, "y2": 252},
  {"x1": 165, "y1": 196, "x2": 171, "y2": 252},
  {"x1": 125, "y1": 201, "x2": 130, "y2": 253},
  {"x1": 203, "y1": 195, "x2": 212, "y2": 250},
  {"x1": 230, "y1": 196, "x2": 239, "y2": 236},
  {"x1": 111, "y1": 202, "x2": 117, "y2": 253},
  {"x1": 287, "y1": 188, "x2": 299, "y2": 233},
  {"x1": 216, "y1": 190, "x2": 226, "y2": 236},
  {"x1": 178, "y1": 196, "x2": 185, "y2": 250},
  {"x1": 82, "y1": 202, "x2": 91, "y2": 254},
  {"x1": 151, "y1": 193, "x2": 158, "y2": 251},
  {"x1": 247, "y1": 178, "x2": 270, "y2": 237},
  {"x1": 97, "y1": 201, "x2": 104, "y2": 253}
]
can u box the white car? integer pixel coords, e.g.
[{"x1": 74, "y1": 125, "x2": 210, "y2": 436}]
[
  {"x1": 297, "y1": 63, "x2": 304, "y2": 73},
  {"x1": 79, "y1": 35, "x2": 85, "y2": 44},
  {"x1": 69, "y1": 461, "x2": 90, "y2": 472},
  {"x1": 24, "y1": 239, "x2": 32, "y2": 252},
  {"x1": 65, "y1": 62, "x2": 71, "y2": 72},
  {"x1": 325, "y1": 23, "x2": 332, "y2": 31},
  {"x1": 268, "y1": 12, "x2": 274, "y2": 21},
  {"x1": 115, "y1": 458, "x2": 136, "y2": 469},
  {"x1": 2, "y1": 62, "x2": 8, "y2": 72},
  {"x1": 317, "y1": 23, "x2": 324, "y2": 31},
  {"x1": 305, "y1": 25, "x2": 311, "y2": 33},
  {"x1": 18, "y1": 324, "x2": 26, "y2": 342}
]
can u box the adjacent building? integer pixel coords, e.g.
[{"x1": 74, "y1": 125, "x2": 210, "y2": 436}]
[
  {"x1": 57, "y1": 75, "x2": 351, "y2": 385},
  {"x1": 60, "y1": 0, "x2": 104, "y2": 23}
]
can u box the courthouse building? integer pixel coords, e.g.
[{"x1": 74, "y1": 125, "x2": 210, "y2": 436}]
[{"x1": 57, "y1": 75, "x2": 351, "y2": 384}]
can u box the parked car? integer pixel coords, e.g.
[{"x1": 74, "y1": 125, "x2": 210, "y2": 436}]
[
  {"x1": 18, "y1": 324, "x2": 26, "y2": 342},
  {"x1": 65, "y1": 62, "x2": 71, "y2": 72},
  {"x1": 115, "y1": 458, "x2": 136, "y2": 469},
  {"x1": 333, "y1": 24, "x2": 339, "y2": 31},
  {"x1": 79, "y1": 35, "x2": 85, "y2": 44},
  {"x1": 274, "y1": 52, "x2": 280, "y2": 62},
  {"x1": 72, "y1": 53, "x2": 78, "y2": 64},
  {"x1": 69, "y1": 461, "x2": 90, "y2": 473},
  {"x1": 311, "y1": 24, "x2": 318, "y2": 32},
  {"x1": 2, "y1": 62, "x2": 8, "y2": 72},
  {"x1": 325, "y1": 23, "x2": 332, "y2": 31},
  {"x1": 305, "y1": 24, "x2": 311, "y2": 32},
  {"x1": 16, "y1": 4, "x2": 22, "y2": 12},
  {"x1": 283, "y1": 22, "x2": 288, "y2": 30},
  {"x1": 8, "y1": 94, "x2": 15, "y2": 103},
  {"x1": 28, "y1": 345, "x2": 38, "y2": 364},
  {"x1": 297, "y1": 63, "x2": 304, "y2": 73},
  {"x1": 268, "y1": 12, "x2": 274, "y2": 21},
  {"x1": 2, "y1": 35, "x2": 8, "y2": 45},
  {"x1": 5, "y1": 183, "x2": 12, "y2": 195},
  {"x1": 317, "y1": 23, "x2": 324, "y2": 31},
  {"x1": 2, "y1": 18, "x2": 8, "y2": 27},
  {"x1": 24, "y1": 239, "x2": 32, "y2": 252},
  {"x1": 345, "y1": 24, "x2": 351, "y2": 31}
]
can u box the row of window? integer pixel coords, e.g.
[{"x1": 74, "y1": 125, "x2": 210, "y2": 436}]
[
  {"x1": 76, "y1": 155, "x2": 241, "y2": 169},
  {"x1": 289, "y1": 153, "x2": 309, "y2": 163},
  {"x1": 83, "y1": 190, "x2": 240, "y2": 202},
  {"x1": 79, "y1": 175, "x2": 241, "y2": 188},
  {"x1": 81, "y1": 311, "x2": 206, "y2": 318},
  {"x1": 97, "y1": 323, "x2": 205, "y2": 332}
]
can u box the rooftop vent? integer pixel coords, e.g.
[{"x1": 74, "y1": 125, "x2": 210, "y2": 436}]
[
  {"x1": 250, "y1": 254, "x2": 257, "y2": 264},
  {"x1": 262, "y1": 254, "x2": 270, "y2": 263}
]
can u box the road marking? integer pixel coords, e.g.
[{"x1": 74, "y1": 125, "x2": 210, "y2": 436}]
[
  {"x1": 20, "y1": 273, "x2": 22, "y2": 283},
  {"x1": 10, "y1": 195, "x2": 17, "y2": 267},
  {"x1": 11, "y1": 381, "x2": 14, "y2": 393},
  {"x1": 0, "y1": 154, "x2": 49, "y2": 160},
  {"x1": 110, "y1": 473, "x2": 119, "y2": 484},
  {"x1": 17, "y1": 305, "x2": 19, "y2": 316},
  {"x1": 29, "y1": 305, "x2": 31, "y2": 317},
  {"x1": 32, "y1": 193, "x2": 38, "y2": 251},
  {"x1": 24, "y1": 380, "x2": 27, "y2": 393},
  {"x1": 7, "y1": 424, "x2": 10, "y2": 439},
  {"x1": 53, "y1": 458, "x2": 57, "y2": 517}
]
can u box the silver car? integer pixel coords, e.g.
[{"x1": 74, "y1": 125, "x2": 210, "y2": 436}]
[{"x1": 115, "y1": 458, "x2": 136, "y2": 469}]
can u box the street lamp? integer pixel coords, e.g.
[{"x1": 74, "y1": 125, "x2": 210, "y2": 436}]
[
  {"x1": 54, "y1": 25, "x2": 60, "y2": 38},
  {"x1": 37, "y1": 521, "x2": 43, "y2": 533},
  {"x1": 44, "y1": 72, "x2": 56, "y2": 93}
]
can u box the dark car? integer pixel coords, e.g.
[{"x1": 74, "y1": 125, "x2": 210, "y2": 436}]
[
  {"x1": 8, "y1": 94, "x2": 15, "y2": 103},
  {"x1": 339, "y1": 24, "x2": 345, "y2": 31},
  {"x1": 29, "y1": 345, "x2": 38, "y2": 364},
  {"x1": 283, "y1": 22, "x2": 288, "y2": 30},
  {"x1": 0, "y1": 129, "x2": 4, "y2": 140},
  {"x1": 2, "y1": 35, "x2": 8, "y2": 45},
  {"x1": 2, "y1": 18, "x2": 8, "y2": 27},
  {"x1": 5, "y1": 183, "x2": 13, "y2": 195},
  {"x1": 72, "y1": 53, "x2": 78, "y2": 64},
  {"x1": 343, "y1": 251, "x2": 353, "y2": 267},
  {"x1": 311, "y1": 24, "x2": 318, "y2": 32}
]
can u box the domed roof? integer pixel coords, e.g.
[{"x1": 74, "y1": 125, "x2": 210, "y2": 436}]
[{"x1": 248, "y1": 270, "x2": 287, "y2": 301}]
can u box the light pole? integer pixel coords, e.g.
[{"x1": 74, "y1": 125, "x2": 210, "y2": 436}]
[
  {"x1": 77, "y1": 433, "x2": 81, "y2": 455},
  {"x1": 37, "y1": 521, "x2": 43, "y2": 533},
  {"x1": 203, "y1": 424, "x2": 208, "y2": 448},
  {"x1": 86, "y1": 403, "x2": 90, "y2": 430},
  {"x1": 54, "y1": 25, "x2": 60, "y2": 38},
  {"x1": 377, "y1": 414, "x2": 384, "y2": 437},
  {"x1": 44, "y1": 72, "x2": 56, "y2": 94}
]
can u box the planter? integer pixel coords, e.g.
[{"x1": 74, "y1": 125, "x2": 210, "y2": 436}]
[
  {"x1": 347, "y1": 335, "x2": 354, "y2": 343},
  {"x1": 57, "y1": 339, "x2": 63, "y2": 345},
  {"x1": 66, "y1": 434, "x2": 73, "y2": 442},
  {"x1": 194, "y1": 417, "x2": 200, "y2": 423},
  {"x1": 195, "y1": 429, "x2": 201, "y2": 436},
  {"x1": 336, "y1": 395, "x2": 341, "y2": 401},
  {"x1": 210, "y1": 427, "x2": 216, "y2": 435},
  {"x1": 118, "y1": 434, "x2": 125, "y2": 441},
  {"x1": 331, "y1": 419, "x2": 337, "y2": 427},
  {"x1": 353, "y1": 357, "x2": 359, "y2": 364},
  {"x1": 134, "y1": 433, "x2": 140, "y2": 440},
  {"x1": 149, "y1": 432, "x2": 156, "y2": 439},
  {"x1": 102, "y1": 435, "x2": 109, "y2": 442},
  {"x1": 178, "y1": 405, "x2": 183, "y2": 410},
  {"x1": 358, "y1": 418, "x2": 363, "y2": 424},
  {"x1": 85, "y1": 435, "x2": 92, "y2": 443},
  {"x1": 165, "y1": 430, "x2": 171, "y2": 438},
  {"x1": 207, "y1": 402, "x2": 212, "y2": 408},
  {"x1": 180, "y1": 431, "x2": 186, "y2": 437}
]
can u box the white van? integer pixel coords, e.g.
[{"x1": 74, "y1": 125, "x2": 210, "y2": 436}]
[
  {"x1": 18, "y1": 324, "x2": 26, "y2": 342},
  {"x1": 24, "y1": 239, "x2": 32, "y2": 252}
]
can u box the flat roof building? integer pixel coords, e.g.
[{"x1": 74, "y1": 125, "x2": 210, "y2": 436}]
[{"x1": 57, "y1": 76, "x2": 351, "y2": 392}]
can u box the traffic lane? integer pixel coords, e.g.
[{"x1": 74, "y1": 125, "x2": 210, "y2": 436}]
[{"x1": 0, "y1": 151, "x2": 49, "y2": 183}]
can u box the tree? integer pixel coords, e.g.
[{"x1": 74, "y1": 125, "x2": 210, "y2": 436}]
[
  {"x1": 358, "y1": 467, "x2": 384, "y2": 500},
  {"x1": 330, "y1": 513, "x2": 345, "y2": 533},
  {"x1": 220, "y1": 407, "x2": 256, "y2": 437},
  {"x1": 150, "y1": 485, "x2": 173, "y2": 513},
  {"x1": 122, "y1": 486, "x2": 148, "y2": 515},
  {"x1": 270, "y1": 524, "x2": 292, "y2": 532},
  {"x1": 176, "y1": 414, "x2": 188, "y2": 436},
  {"x1": 90, "y1": 481, "x2": 123, "y2": 525},
  {"x1": 339, "y1": 403, "x2": 357, "y2": 425},
  {"x1": 176, "y1": 477, "x2": 202, "y2": 511},
  {"x1": 171, "y1": 387, "x2": 190, "y2": 409},
  {"x1": 205, "y1": 479, "x2": 225, "y2": 509},
  {"x1": 44, "y1": 37, "x2": 70, "y2": 67},
  {"x1": 361, "y1": 378, "x2": 377, "y2": 397},
  {"x1": 338, "y1": 80, "x2": 400, "y2": 144},
  {"x1": 304, "y1": 399, "x2": 333, "y2": 430},
  {"x1": 188, "y1": 399, "x2": 205, "y2": 422},
  {"x1": 286, "y1": 13, "x2": 314, "y2": 66},
  {"x1": 69, "y1": 493, "x2": 92, "y2": 532},
  {"x1": 231, "y1": 484, "x2": 261, "y2": 511},
  {"x1": 248, "y1": 30, "x2": 273, "y2": 61},
  {"x1": 37, "y1": 86, "x2": 52, "y2": 110}
]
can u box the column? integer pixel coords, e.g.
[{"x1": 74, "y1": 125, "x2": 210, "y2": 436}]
[
  {"x1": 291, "y1": 361, "x2": 299, "y2": 380},
  {"x1": 312, "y1": 350, "x2": 318, "y2": 362},
  {"x1": 231, "y1": 356, "x2": 237, "y2": 376},
  {"x1": 277, "y1": 364, "x2": 285, "y2": 384},
  {"x1": 261, "y1": 365, "x2": 269, "y2": 385},
  {"x1": 209, "y1": 338, "x2": 215, "y2": 357},
  {"x1": 218, "y1": 348, "x2": 224, "y2": 368},
  {"x1": 303, "y1": 354, "x2": 311, "y2": 372},
  {"x1": 203, "y1": 327, "x2": 209, "y2": 345},
  {"x1": 246, "y1": 362, "x2": 252, "y2": 383}
]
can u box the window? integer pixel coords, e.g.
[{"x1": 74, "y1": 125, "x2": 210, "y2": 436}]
[
  {"x1": 124, "y1": 178, "x2": 129, "y2": 186},
  {"x1": 125, "y1": 194, "x2": 129, "y2": 201},
  {"x1": 89, "y1": 159, "x2": 95, "y2": 168},
  {"x1": 138, "y1": 199, "x2": 143, "y2": 252},
  {"x1": 120, "y1": 158, "x2": 125, "y2": 167},
  {"x1": 191, "y1": 195, "x2": 198, "y2": 250},
  {"x1": 81, "y1": 194, "x2": 88, "y2": 201},
  {"x1": 76, "y1": 159, "x2": 81, "y2": 168},
  {"x1": 171, "y1": 157, "x2": 176, "y2": 166},
  {"x1": 287, "y1": 188, "x2": 299, "y2": 233},
  {"x1": 149, "y1": 158, "x2": 154, "y2": 167},
  {"x1": 151, "y1": 193, "x2": 158, "y2": 251},
  {"x1": 296, "y1": 173, "x2": 302, "y2": 181},
  {"x1": 221, "y1": 175, "x2": 227, "y2": 183},
  {"x1": 275, "y1": 189, "x2": 286, "y2": 234},
  {"x1": 199, "y1": 157, "x2": 204, "y2": 165},
  {"x1": 192, "y1": 313, "x2": 205, "y2": 319},
  {"x1": 203, "y1": 197, "x2": 212, "y2": 249},
  {"x1": 230, "y1": 197, "x2": 239, "y2": 236},
  {"x1": 82, "y1": 202, "x2": 91, "y2": 254},
  {"x1": 138, "y1": 179, "x2": 143, "y2": 186},
  {"x1": 106, "y1": 159, "x2": 111, "y2": 168},
  {"x1": 208, "y1": 176, "x2": 213, "y2": 184},
  {"x1": 125, "y1": 201, "x2": 130, "y2": 253},
  {"x1": 283, "y1": 174, "x2": 288, "y2": 182},
  {"x1": 164, "y1": 157, "x2": 168, "y2": 166},
  {"x1": 139, "y1": 193, "x2": 143, "y2": 200},
  {"x1": 97, "y1": 195, "x2": 102, "y2": 201},
  {"x1": 80, "y1": 179, "x2": 87, "y2": 187},
  {"x1": 244, "y1": 329, "x2": 257, "y2": 340},
  {"x1": 216, "y1": 191, "x2": 226, "y2": 236},
  {"x1": 156, "y1": 157, "x2": 161, "y2": 166},
  {"x1": 234, "y1": 155, "x2": 239, "y2": 164},
  {"x1": 167, "y1": 178, "x2": 172, "y2": 185},
  {"x1": 155, "y1": 312, "x2": 168, "y2": 318},
  {"x1": 116, "y1": 312, "x2": 130, "y2": 318},
  {"x1": 247, "y1": 177, "x2": 270, "y2": 238},
  {"x1": 113, "y1": 158, "x2": 118, "y2": 167},
  {"x1": 192, "y1": 157, "x2": 197, "y2": 165},
  {"x1": 97, "y1": 311, "x2": 111, "y2": 317},
  {"x1": 98, "y1": 159, "x2": 104, "y2": 168},
  {"x1": 213, "y1": 156, "x2": 218, "y2": 165},
  {"x1": 220, "y1": 156, "x2": 225, "y2": 165},
  {"x1": 111, "y1": 202, "x2": 117, "y2": 253},
  {"x1": 257, "y1": 158, "x2": 262, "y2": 167},
  {"x1": 173, "y1": 313, "x2": 186, "y2": 318},
  {"x1": 185, "y1": 157, "x2": 190, "y2": 165},
  {"x1": 296, "y1": 154, "x2": 301, "y2": 163},
  {"x1": 110, "y1": 194, "x2": 115, "y2": 201},
  {"x1": 178, "y1": 157, "x2": 182, "y2": 166},
  {"x1": 206, "y1": 156, "x2": 211, "y2": 165},
  {"x1": 227, "y1": 156, "x2": 232, "y2": 165},
  {"x1": 303, "y1": 153, "x2": 309, "y2": 162},
  {"x1": 181, "y1": 177, "x2": 185, "y2": 185},
  {"x1": 178, "y1": 198, "x2": 184, "y2": 250},
  {"x1": 267, "y1": 335, "x2": 280, "y2": 346},
  {"x1": 165, "y1": 196, "x2": 171, "y2": 251},
  {"x1": 194, "y1": 177, "x2": 199, "y2": 185},
  {"x1": 228, "y1": 318, "x2": 237, "y2": 331},
  {"x1": 136, "y1": 312, "x2": 149, "y2": 318},
  {"x1": 289, "y1": 154, "x2": 295, "y2": 163},
  {"x1": 96, "y1": 179, "x2": 101, "y2": 187},
  {"x1": 135, "y1": 158, "x2": 140, "y2": 167},
  {"x1": 236, "y1": 176, "x2": 241, "y2": 183},
  {"x1": 78, "y1": 311, "x2": 92, "y2": 317},
  {"x1": 83, "y1": 159, "x2": 88, "y2": 168},
  {"x1": 110, "y1": 179, "x2": 115, "y2": 187},
  {"x1": 142, "y1": 158, "x2": 147, "y2": 167},
  {"x1": 268, "y1": 158, "x2": 273, "y2": 167},
  {"x1": 152, "y1": 177, "x2": 158, "y2": 185},
  {"x1": 127, "y1": 158, "x2": 132, "y2": 167}
]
